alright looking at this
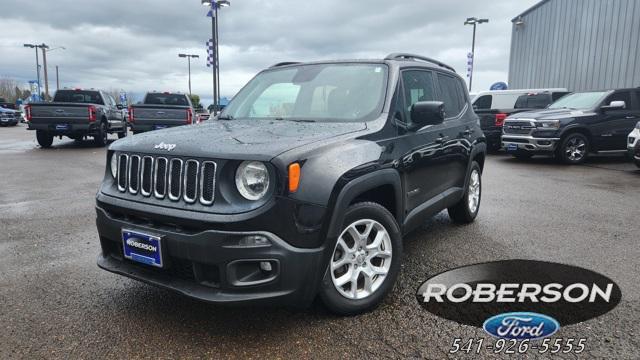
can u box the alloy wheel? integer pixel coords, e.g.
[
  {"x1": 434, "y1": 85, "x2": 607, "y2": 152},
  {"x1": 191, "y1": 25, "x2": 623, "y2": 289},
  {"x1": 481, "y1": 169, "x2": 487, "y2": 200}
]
[
  {"x1": 565, "y1": 137, "x2": 586, "y2": 161},
  {"x1": 330, "y1": 219, "x2": 392, "y2": 300},
  {"x1": 467, "y1": 169, "x2": 481, "y2": 214}
]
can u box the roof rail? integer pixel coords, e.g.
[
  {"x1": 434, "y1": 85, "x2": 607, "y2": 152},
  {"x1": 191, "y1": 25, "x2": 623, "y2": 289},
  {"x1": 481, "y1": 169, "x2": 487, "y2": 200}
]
[
  {"x1": 270, "y1": 62, "x2": 301, "y2": 68},
  {"x1": 385, "y1": 53, "x2": 456, "y2": 72}
]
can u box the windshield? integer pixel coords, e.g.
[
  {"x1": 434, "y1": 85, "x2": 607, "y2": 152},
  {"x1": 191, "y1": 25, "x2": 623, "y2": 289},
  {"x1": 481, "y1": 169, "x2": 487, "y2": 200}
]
[
  {"x1": 221, "y1": 63, "x2": 388, "y2": 122},
  {"x1": 54, "y1": 90, "x2": 103, "y2": 104},
  {"x1": 548, "y1": 91, "x2": 607, "y2": 110}
]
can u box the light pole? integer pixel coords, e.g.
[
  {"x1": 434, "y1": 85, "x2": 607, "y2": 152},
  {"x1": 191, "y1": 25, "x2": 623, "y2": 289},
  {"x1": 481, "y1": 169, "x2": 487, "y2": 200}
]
[
  {"x1": 201, "y1": 0, "x2": 230, "y2": 112},
  {"x1": 178, "y1": 54, "x2": 199, "y2": 95},
  {"x1": 463, "y1": 17, "x2": 489, "y2": 92},
  {"x1": 23, "y1": 43, "x2": 48, "y2": 99},
  {"x1": 55, "y1": 65, "x2": 60, "y2": 92}
]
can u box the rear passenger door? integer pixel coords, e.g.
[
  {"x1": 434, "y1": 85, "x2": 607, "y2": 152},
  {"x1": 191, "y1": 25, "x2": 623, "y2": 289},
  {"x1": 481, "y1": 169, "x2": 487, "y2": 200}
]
[{"x1": 433, "y1": 72, "x2": 471, "y2": 190}]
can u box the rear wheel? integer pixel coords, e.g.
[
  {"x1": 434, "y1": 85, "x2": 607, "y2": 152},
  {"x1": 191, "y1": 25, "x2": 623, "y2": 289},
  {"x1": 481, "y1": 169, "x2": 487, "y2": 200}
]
[
  {"x1": 319, "y1": 202, "x2": 402, "y2": 315},
  {"x1": 448, "y1": 161, "x2": 482, "y2": 224},
  {"x1": 556, "y1": 133, "x2": 589, "y2": 164},
  {"x1": 36, "y1": 130, "x2": 54, "y2": 148},
  {"x1": 94, "y1": 122, "x2": 108, "y2": 147}
]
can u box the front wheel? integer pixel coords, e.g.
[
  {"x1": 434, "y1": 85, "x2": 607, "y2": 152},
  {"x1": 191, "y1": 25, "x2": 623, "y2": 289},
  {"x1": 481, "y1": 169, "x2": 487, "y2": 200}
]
[
  {"x1": 556, "y1": 133, "x2": 589, "y2": 164},
  {"x1": 319, "y1": 202, "x2": 402, "y2": 315},
  {"x1": 36, "y1": 130, "x2": 54, "y2": 148},
  {"x1": 448, "y1": 161, "x2": 482, "y2": 224}
]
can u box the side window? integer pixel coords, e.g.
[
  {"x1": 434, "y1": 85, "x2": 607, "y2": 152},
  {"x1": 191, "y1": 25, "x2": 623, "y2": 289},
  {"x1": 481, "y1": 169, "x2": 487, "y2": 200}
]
[
  {"x1": 473, "y1": 95, "x2": 492, "y2": 110},
  {"x1": 436, "y1": 73, "x2": 464, "y2": 118},
  {"x1": 604, "y1": 91, "x2": 632, "y2": 109},
  {"x1": 401, "y1": 70, "x2": 436, "y2": 123}
]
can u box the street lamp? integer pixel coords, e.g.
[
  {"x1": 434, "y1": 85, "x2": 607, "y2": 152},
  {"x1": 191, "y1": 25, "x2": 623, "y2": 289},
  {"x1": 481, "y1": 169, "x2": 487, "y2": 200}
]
[
  {"x1": 463, "y1": 17, "x2": 489, "y2": 92},
  {"x1": 201, "y1": 0, "x2": 230, "y2": 112},
  {"x1": 23, "y1": 43, "x2": 49, "y2": 100},
  {"x1": 178, "y1": 53, "x2": 199, "y2": 95}
]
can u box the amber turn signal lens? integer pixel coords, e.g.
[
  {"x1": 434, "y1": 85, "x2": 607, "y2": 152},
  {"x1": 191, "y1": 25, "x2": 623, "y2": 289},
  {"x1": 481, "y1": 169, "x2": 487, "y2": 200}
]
[{"x1": 288, "y1": 163, "x2": 301, "y2": 193}]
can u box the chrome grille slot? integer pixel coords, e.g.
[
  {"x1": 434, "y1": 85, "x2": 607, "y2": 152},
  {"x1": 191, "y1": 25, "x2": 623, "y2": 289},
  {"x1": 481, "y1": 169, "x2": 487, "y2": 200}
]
[
  {"x1": 117, "y1": 154, "x2": 128, "y2": 192},
  {"x1": 154, "y1": 157, "x2": 168, "y2": 198},
  {"x1": 115, "y1": 153, "x2": 217, "y2": 206},
  {"x1": 183, "y1": 160, "x2": 199, "y2": 203},
  {"x1": 200, "y1": 161, "x2": 217, "y2": 205},
  {"x1": 128, "y1": 155, "x2": 141, "y2": 194},
  {"x1": 140, "y1": 156, "x2": 153, "y2": 196},
  {"x1": 168, "y1": 159, "x2": 183, "y2": 201}
]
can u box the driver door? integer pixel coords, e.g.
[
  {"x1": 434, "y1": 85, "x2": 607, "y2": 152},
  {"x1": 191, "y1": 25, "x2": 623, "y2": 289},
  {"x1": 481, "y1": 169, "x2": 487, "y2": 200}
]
[{"x1": 595, "y1": 90, "x2": 638, "y2": 150}]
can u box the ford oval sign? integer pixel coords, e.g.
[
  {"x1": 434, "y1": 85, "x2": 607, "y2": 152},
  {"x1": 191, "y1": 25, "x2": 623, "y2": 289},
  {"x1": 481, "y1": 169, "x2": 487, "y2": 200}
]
[{"x1": 483, "y1": 312, "x2": 560, "y2": 340}]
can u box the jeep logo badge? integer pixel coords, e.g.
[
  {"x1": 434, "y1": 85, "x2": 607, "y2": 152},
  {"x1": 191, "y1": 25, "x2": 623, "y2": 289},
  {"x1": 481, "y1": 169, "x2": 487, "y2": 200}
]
[{"x1": 154, "y1": 142, "x2": 176, "y2": 151}]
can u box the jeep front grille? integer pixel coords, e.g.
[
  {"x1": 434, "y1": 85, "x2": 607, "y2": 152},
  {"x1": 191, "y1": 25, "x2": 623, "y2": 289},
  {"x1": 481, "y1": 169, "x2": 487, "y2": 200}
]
[{"x1": 116, "y1": 154, "x2": 216, "y2": 206}]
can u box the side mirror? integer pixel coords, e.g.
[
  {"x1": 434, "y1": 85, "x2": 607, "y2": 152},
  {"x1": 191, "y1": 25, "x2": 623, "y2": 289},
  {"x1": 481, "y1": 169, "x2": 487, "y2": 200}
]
[
  {"x1": 410, "y1": 101, "x2": 445, "y2": 129},
  {"x1": 116, "y1": 104, "x2": 124, "y2": 110},
  {"x1": 601, "y1": 100, "x2": 625, "y2": 111}
]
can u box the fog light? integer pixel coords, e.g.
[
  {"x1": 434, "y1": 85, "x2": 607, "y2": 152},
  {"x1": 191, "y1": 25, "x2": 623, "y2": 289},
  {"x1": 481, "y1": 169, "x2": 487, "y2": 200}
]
[
  {"x1": 237, "y1": 235, "x2": 271, "y2": 247},
  {"x1": 259, "y1": 261, "x2": 272, "y2": 272}
]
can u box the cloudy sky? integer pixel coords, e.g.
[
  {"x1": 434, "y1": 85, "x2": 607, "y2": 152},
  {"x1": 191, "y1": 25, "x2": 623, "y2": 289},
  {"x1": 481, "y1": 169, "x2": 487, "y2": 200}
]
[{"x1": 0, "y1": 0, "x2": 539, "y2": 105}]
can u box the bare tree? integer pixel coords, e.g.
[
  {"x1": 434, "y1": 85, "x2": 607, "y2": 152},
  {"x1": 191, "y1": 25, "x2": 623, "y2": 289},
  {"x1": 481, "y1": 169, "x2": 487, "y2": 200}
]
[{"x1": 0, "y1": 77, "x2": 20, "y2": 102}]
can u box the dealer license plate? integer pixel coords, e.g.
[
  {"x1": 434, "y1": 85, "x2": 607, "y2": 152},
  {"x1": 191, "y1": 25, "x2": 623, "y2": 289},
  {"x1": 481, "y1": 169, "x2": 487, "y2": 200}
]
[
  {"x1": 55, "y1": 124, "x2": 69, "y2": 131},
  {"x1": 506, "y1": 143, "x2": 518, "y2": 152},
  {"x1": 122, "y1": 229, "x2": 163, "y2": 268}
]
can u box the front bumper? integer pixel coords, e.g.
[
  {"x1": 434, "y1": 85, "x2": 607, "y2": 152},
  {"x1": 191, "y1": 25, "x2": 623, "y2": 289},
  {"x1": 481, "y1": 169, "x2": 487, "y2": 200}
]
[
  {"x1": 95, "y1": 201, "x2": 327, "y2": 307},
  {"x1": 501, "y1": 135, "x2": 560, "y2": 153}
]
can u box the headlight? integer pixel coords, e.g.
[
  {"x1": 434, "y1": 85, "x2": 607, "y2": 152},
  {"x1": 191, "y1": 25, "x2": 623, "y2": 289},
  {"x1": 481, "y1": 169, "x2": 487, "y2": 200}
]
[
  {"x1": 536, "y1": 120, "x2": 561, "y2": 129},
  {"x1": 110, "y1": 153, "x2": 118, "y2": 178},
  {"x1": 235, "y1": 161, "x2": 270, "y2": 201}
]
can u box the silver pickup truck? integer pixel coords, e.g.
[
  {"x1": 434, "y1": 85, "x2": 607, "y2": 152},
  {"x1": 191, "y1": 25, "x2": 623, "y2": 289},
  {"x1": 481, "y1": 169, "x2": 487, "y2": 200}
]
[
  {"x1": 26, "y1": 89, "x2": 127, "y2": 148},
  {"x1": 128, "y1": 92, "x2": 194, "y2": 134}
]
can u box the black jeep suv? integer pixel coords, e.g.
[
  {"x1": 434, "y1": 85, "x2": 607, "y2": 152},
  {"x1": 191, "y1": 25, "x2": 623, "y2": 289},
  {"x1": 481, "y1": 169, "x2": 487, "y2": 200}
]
[
  {"x1": 95, "y1": 54, "x2": 486, "y2": 315},
  {"x1": 502, "y1": 88, "x2": 640, "y2": 164}
]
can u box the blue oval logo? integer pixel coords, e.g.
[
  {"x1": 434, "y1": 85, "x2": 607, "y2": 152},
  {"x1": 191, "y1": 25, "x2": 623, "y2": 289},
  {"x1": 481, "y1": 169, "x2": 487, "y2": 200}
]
[{"x1": 483, "y1": 312, "x2": 560, "y2": 340}]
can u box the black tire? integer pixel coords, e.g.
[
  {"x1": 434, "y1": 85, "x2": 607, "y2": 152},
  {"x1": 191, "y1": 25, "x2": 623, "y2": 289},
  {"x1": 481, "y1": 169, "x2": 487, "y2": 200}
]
[
  {"x1": 319, "y1": 202, "x2": 402, "y2": 315},
  {"x1": 117, "y1": 126, "x2": 127, "y2": 139},
  {"x1": 36, "y1": 130, "x2": 54, "y2": 148},
  {"x1": 448, "y1": 161, "x2": 482, "y2": 224},
  {"x1": 556, "y1": 132, "x2": 589, "y2": 164},
  {"x1": 94, "y1": 121, "x2": 108, "y2": 147}
]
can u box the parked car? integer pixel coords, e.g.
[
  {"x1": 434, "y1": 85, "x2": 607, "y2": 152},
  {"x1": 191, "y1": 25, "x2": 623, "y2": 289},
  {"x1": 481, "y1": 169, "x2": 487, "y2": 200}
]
[
  {"x1": 0, "y1": 97, "x2": 17, "y2": 110},
  {"x1": 634, "y1": 141, "x2": 640, "y2": 168},
  {"x1": 195, "y1": 107, "x2": 210, "y2": 123},
  {"x1": 628, "y1": 121, "x2": 640, "y2": 162},
  {"x1": 502, "y1": 88, "x2": 640, "y2": 164},
  {"x1": 0, "y1": 107, "x2": 20, "y2": 126},
  {"x1": 128, "y1": 92, "x2": 194, "y2": 134},
  {"x1": 25, "y1": 89, "x2": 127, "y2": 148},
  {"x1": 95, "y1": 54, "x2": 487, "y2": 315},
  {"x1": 472, "y1": 89, "x2": 569, "y2": 151}
]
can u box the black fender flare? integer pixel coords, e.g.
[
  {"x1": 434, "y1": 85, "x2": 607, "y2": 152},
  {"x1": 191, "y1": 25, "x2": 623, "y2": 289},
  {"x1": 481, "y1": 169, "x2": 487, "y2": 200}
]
[{"x1": 326, "y1": 168, "x2": 403, "y2": 239}]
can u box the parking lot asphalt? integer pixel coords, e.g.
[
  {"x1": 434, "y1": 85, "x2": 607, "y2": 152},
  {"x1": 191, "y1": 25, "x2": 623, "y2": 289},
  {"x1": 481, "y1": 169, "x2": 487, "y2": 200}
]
[{"x1": 1, "y1": 123, "x2": 639, "y2": 359}]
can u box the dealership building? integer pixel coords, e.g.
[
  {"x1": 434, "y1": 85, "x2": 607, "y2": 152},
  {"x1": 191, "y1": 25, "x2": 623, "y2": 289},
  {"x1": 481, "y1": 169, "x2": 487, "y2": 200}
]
[{"x1": 508, "y1": 0, "x2": 640, "y2": 91}]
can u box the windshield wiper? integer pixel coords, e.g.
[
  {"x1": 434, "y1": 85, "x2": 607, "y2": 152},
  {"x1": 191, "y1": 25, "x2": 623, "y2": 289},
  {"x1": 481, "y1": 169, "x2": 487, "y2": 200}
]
[{"x1": 217, "y1": 114, "x2": 234, "y2": 120}]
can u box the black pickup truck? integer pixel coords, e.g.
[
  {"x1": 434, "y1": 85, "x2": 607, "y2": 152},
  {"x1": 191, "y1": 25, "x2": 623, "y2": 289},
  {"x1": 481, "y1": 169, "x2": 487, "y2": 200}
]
[
  {"x1": 0, "y1": 97, "x2": 17, "y2": 110},
  {"x1": 473, "y1": 89, "x2": 569, "y2": 151},
  {"x1": 128, "y1": 92, "x2": 194, "y2": 134},
  {"x1": 26, "y1": 89, "x2": 127, "y2": 148},
  {"x1": 95, "y1": 54, "x2": 486, "y2": 315},
  {"x1": 502, "y1": 88, "x2": 640, "y2": 164}
]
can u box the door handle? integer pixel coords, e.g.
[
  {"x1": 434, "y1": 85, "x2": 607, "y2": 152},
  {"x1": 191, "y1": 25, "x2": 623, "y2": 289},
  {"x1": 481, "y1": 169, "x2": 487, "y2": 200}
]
[{"x1": 625, "y1": 116, "x2": 636, "y2": 119}]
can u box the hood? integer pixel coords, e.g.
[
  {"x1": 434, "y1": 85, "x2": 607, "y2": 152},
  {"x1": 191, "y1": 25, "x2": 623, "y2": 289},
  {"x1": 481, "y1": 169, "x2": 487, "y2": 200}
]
[
  {"x1": 507, "y1": 108, "x2": 595, "y2": 121},
  {"x1": 0, "y1": 107, "x2": 16, "y2": 113},
  {"x1": 111, "y1": 119, "x2": 367, "y2": 160}
]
